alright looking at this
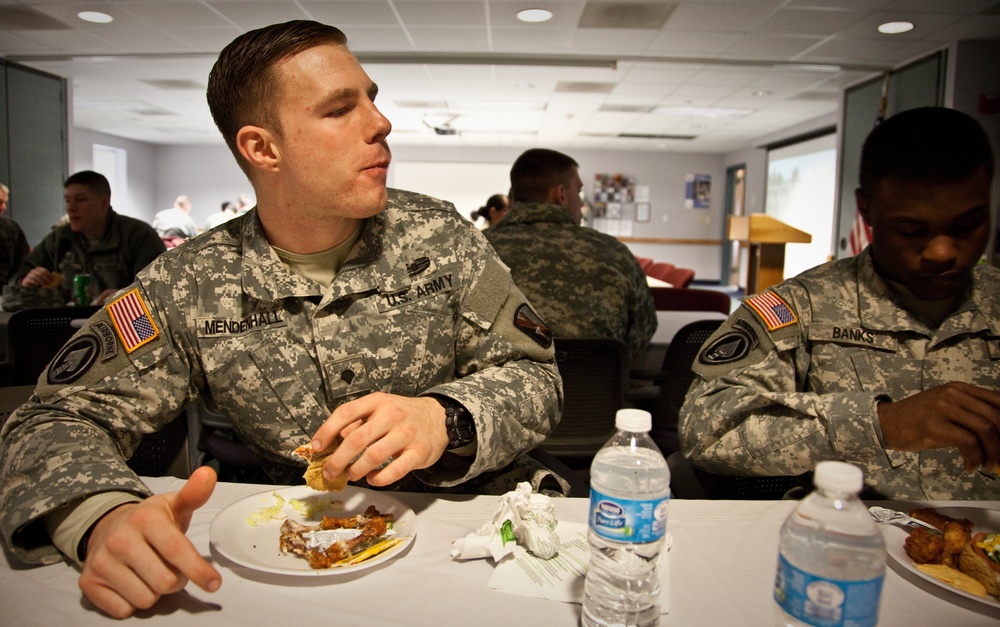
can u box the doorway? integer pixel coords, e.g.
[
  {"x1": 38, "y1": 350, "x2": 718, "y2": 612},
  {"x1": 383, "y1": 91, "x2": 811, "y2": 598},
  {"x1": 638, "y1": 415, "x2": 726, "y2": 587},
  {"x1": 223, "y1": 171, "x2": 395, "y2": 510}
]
[{"x1": 721, "y1": 164, "x2": 746, "y2": 289}]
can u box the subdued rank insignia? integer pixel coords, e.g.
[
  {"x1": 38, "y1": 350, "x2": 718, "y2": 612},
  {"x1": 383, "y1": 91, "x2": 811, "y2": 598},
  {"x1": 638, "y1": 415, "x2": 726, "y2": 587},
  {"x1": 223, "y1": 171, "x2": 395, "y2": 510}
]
[
  {"x1": 48, "y1": 335, "x2": 100, "y2": 384},
  {"x1": 746, "y1": 291, "x2": 797, "y2": 331},
  {"x1": 406, "y1": 257, "x2": 431, "y2": 277},
  {"x1": 514, "y1": 304, "x2": 552, "y2": 348},
  {"x1": 699, "y1": 330, "x2": 753, "y2": 365}
]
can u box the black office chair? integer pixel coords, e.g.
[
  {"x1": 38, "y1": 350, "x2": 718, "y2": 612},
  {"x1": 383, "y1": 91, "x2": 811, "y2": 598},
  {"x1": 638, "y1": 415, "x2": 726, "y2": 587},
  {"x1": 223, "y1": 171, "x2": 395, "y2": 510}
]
[
  {"x1": 668, "y1": 451, "x2": 812, "y2": 500},
  {"x1": 187, "y1": 393, "x2": 270, "y2": 483},
  {"x1": 538, "y1": 337, "x2": 654, "y2": 467},
  {"x1": 1, "y1": 305, "x2": 190, "y2": 476},
  {"x1": 3, "y1": 306, "x2": 100, "y2": 386},
  {"x1": 632, "y1": 319, "x2": 724, "y2": 455},
  {"x1": 127, "y1": 415, "x2": 192, "y2": 478}
]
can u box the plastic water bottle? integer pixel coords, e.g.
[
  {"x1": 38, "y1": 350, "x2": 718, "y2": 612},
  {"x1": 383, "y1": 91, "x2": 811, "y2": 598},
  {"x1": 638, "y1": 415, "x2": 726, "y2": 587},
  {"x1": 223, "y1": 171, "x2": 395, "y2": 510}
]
[
  {"x1": 773, "y1": 461, "x2": 885, "y2": 627},
  {"x1": 582, "y1": 409, "x2": 670, "y2": 627}
]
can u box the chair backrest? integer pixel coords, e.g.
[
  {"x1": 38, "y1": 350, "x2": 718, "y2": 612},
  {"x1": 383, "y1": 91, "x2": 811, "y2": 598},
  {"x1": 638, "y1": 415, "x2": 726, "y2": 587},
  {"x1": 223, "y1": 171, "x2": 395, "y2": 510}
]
[
  {"x1": 3, "y1": 306, "x2": 189, "y2": 477},
  {"x1": 538, "y1": 337, "x2": 630, "y2": 461},
  {"x1": 5, "y1": 306, "x2": 101, "y2": 386},
  {"x1": 635, "y1": 256, "x2": 655, "y2": 272},
  {"x1": 648, "y1": 319, "x2": 724, "y2": 452},
  {"x1": 646, "y1": 262, "x2": 675, "y2": 283},
  {"x1": 662, "y1": 267, "x2": 696, "y2": 288},
  {"x1": 127, "y1": 414, "x2": 191, "y2": 478},
  {"x1": 649, "y1": 287, "x2": 732, "y2": 314},
  {"x1": 667, "y1": 451, "x2": 813, "y2": 500}
]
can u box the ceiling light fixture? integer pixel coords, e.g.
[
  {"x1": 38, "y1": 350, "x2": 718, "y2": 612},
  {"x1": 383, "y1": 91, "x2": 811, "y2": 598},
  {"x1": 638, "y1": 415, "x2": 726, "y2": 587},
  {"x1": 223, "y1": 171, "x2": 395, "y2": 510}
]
[
  {"x1": 877, "y1": 21, "x2": 914, "y2": 34},
  {"x1": 752, "y1": 90, "x2": 773, "y2": 98},
  {"x1": 77, "y1": 11, "x2": 113, "y2": 23},
  {"x1": 517, "y1": 9, "x2": 553, "y2": 23}
]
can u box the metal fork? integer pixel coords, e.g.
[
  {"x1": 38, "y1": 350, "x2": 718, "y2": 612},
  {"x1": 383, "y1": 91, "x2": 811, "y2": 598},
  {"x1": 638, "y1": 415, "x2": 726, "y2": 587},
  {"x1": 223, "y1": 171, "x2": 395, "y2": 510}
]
[{"x1": 868, "y1": 506, "x2": 942, "y2": 534}]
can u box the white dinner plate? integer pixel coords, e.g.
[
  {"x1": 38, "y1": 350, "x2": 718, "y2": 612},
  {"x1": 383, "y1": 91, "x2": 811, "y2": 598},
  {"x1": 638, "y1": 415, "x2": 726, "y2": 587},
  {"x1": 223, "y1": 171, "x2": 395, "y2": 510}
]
[
  {"x1": 881, "y1": 506, "x2": 1000, "y2": 609},
  {"x1": 209, "y1": 485, "x2": 416, "y2": 576}
]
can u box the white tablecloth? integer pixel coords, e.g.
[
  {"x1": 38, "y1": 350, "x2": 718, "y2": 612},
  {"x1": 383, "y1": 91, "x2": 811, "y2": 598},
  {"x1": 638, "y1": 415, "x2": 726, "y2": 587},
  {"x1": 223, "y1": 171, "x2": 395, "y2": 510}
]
[{"x1": 1, "y1": 478, "x2": 997, "y2": 625}]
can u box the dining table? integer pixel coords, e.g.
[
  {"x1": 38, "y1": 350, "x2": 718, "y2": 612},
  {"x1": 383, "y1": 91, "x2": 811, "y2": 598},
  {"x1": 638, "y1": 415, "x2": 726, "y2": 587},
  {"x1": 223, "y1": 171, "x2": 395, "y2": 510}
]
[{"x1": 1, "y1": 476, "x2": 997, "y2": 626}]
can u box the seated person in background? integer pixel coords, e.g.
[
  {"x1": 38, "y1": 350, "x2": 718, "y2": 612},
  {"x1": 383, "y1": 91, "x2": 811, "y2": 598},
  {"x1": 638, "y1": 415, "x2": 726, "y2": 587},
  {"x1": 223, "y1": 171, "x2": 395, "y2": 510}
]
[
  {"x1": 0, "y1": 182, "x2": 30, "y2": 286},
  {"x1": 152, "y1": 194, "x2": 199, "y2": 240},
  {"x1": 679, "y1": 107, "x2": 999, "y2": 501},
  {"x1": 0, "y1": 20, "x2": 562, "y2": 618},
  {"x1": 202, "y1": 200, "x2": 238, "y2": 231},
  {"x1": 10, "y1": 170, "x2": 166, "y2": 307},
  {"x1": 485, "y1": 148, "x2": 656, "y2": 359},
  {"x1": 473, "y1": 193, "x2": 509, "y2": 229}
]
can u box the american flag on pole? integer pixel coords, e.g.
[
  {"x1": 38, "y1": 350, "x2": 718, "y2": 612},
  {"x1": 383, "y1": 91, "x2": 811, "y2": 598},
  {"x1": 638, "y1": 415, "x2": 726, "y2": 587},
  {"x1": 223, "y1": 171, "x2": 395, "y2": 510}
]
[
  {"x1": 746, "y1": 292, "x2": 797, "y2": 331},
  {"x1": 108, "y1": 288, "x2": 159, "y2": 352},
  {"x1": 848, "y1": 209, "x2": 872, "y2": 256}
]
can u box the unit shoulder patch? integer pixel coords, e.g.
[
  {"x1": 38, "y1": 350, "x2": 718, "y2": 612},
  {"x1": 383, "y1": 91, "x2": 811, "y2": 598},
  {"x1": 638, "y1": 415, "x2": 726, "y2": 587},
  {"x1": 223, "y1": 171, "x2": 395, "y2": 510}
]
[
  {"x1": 48, "y1": 335, "x2": 100, "y2": 384},
  {"x1": 514, "y1": 304, "x2": 552, "y2": 348},
  {"x1": 699, "y1": 329, "x2": 753, "y2": 365}
]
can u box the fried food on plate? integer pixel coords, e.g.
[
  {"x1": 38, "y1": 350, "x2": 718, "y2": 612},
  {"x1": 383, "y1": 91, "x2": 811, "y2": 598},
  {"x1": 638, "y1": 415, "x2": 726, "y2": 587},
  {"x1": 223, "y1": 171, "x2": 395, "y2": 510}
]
[
  {"x1": 905, "y1": 527, "x2": 944, "y2": 565},
  {"x1": 904, "y1": 507, "x2": 999, "y2": 599},
  {"x1": 909, "y1": 507, "x2": 974, "y2": 534},
  {"x1": 959, "y1": 533, "x2": 1000, "y2": 597}
]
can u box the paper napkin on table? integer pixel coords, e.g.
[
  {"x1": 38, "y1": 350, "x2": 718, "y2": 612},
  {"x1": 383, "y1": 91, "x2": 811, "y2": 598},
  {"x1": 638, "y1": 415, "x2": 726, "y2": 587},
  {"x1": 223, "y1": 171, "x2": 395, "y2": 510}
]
[
  {"x1": 450, "y1": 482, "x2": 560, "y2": 561},
  {"x1": 487, "y1": 521, "x2": 671, "y2": 615}
]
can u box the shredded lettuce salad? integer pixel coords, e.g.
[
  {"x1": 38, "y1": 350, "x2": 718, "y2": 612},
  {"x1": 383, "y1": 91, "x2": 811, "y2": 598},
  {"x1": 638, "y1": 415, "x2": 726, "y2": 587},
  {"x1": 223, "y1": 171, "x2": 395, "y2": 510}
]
[{"x1": 246, "y1": 492, "x2": 343, "y2": 526}]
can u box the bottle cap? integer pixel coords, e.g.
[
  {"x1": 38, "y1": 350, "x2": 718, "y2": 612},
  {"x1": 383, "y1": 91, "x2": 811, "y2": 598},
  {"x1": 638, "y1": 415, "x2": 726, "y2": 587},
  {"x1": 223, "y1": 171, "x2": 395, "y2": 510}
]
[
  {"x1": 813, "y1": 461, "x2": 863, "y2": 494},
  {"x1": 615, "y1": 408, "x2": 652, "y2": 433}
]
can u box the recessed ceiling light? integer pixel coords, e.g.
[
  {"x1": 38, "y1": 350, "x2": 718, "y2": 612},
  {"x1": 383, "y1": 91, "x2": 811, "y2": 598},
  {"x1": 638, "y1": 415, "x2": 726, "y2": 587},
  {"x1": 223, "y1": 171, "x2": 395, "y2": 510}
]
[
  {"x1": 78, "y1": 11, "x2": 114, "y2": 23},
  {"x1": 877, "y1": 21, "x2": 914, "y2": 35},
  {"x1": 752, "y1": 90, "x2": 773, "y2": 98},
  {"x1": 517, "y1": 9, "x2": 553, "y2": 23},
  {"x1": 515, "y1": 82, "x2": 535, "y2": 90}
]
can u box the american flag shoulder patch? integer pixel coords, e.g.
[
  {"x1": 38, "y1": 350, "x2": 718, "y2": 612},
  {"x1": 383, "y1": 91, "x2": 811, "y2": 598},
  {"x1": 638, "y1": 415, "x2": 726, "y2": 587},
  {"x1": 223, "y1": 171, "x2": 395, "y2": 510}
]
[
  {"x1": 108, "y1": 288, "x2": 160, "y2": 353},
  {"x1": 746, "y1": 291, "x2": 797, "y2": 331}
]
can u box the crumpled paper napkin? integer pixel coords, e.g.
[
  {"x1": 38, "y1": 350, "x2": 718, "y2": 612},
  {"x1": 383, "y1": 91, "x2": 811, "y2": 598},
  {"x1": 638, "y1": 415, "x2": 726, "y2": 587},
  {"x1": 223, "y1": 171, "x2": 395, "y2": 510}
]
[{"x1": 450, "y1": 481, "x2": 560, "y2": 561}]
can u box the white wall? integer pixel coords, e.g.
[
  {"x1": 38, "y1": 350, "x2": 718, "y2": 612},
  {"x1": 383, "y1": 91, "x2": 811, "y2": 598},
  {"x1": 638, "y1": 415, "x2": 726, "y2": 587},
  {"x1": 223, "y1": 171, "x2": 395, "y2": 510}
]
[
  {"x1": 153, "y1": 144, "x2": 253, "y2": 229},
  {"x1": 70, "y1": 127, "x2": 158, "y2": 223}
]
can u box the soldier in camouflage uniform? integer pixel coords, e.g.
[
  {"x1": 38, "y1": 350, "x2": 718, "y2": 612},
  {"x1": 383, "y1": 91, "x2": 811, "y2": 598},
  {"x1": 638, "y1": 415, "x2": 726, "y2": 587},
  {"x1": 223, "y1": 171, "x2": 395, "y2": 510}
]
[
  {"x1": 0, "y1": 21, "x2": 562, "y2": 618},
  {"x1": 485, "y1": 148, "x2": 657, "y2": 359},
  {"x1": 0, "y1": 183, "x2": 30, "y2": 286},
  {"x1": 680, "y1": 107, "x2": 1000, "y2": 501},
  {"x1": 10, "y1": 170, "x2": 166, "y2": 307}
]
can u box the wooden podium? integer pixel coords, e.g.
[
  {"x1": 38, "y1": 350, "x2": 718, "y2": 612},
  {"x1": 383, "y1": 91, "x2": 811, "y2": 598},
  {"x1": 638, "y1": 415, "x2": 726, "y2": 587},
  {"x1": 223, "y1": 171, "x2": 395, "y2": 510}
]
[{"x1": 727, "y1": 215, "x2": 811, "y2": 294}]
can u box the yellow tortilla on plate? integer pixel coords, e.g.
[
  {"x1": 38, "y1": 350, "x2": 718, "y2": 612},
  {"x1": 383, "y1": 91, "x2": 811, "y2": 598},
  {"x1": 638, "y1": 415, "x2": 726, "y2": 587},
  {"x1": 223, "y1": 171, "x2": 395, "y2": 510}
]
[{"x1": 916, "y1": 563, "x2": 989, "y2": 598}]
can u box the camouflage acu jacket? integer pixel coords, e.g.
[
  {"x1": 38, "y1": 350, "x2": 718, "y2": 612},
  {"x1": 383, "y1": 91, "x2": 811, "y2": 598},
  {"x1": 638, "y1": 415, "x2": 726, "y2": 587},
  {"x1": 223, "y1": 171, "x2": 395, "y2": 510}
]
[
  {"x1": 484, "y1": 201, "x2": 657, "y2": 358},
  {"x1": 0, "y1": 216, "x2": 29, "y2": 285},
  {"x1": 680, "y1": 249, "x2": 1000, "y2": 500},
  {"x1": 0, "y1": 189, "x2": 562, "y2": 564}
]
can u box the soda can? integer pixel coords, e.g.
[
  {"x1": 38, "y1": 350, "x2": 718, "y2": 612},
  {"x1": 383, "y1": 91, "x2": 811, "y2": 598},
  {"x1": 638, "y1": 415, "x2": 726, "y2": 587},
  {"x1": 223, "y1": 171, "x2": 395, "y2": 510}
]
[{"x1": 73, "y1": 274, "x2": 93, "y2": 306}]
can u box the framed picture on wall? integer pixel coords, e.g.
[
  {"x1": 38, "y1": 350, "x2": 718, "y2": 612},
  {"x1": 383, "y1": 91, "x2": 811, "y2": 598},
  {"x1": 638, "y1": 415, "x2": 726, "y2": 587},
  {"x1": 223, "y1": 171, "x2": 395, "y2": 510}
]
[{"x1": 636, "y1": 202, "x2": 650, "y2": 222}]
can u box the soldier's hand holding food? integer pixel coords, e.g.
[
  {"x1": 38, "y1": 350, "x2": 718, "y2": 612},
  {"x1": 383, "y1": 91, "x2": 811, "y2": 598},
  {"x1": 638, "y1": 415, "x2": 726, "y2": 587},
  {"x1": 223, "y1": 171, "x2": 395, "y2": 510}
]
[
  {"x1": 878, "y1": 382, "x2": 1000, "y2": 473},
  {"x1": 21, "y1": 267, "x2": 61, "y2": 289},
  {"x1": 78, "y1": 467, "x2": 221, "y2": 618},
  {"x1": 310, "y1": 392, "x2": 453, "y2": 487}
]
